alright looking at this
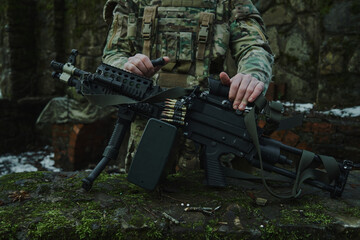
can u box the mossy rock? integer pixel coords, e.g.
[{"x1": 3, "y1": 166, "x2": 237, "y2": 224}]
[{"x1": 0, "y1": 170, "x2": 359, "y2": 239}]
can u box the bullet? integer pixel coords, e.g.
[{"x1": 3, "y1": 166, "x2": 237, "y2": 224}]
[
  {"x1": 161, "y1": 112, "x2": 173, "y2": 118},
  {"x1": 163, "y1": 110, "x2": 186, "y2": 116},
  {"x1": 161, "y1": 113, "x2": 185, "y2": 121},
  {"x1": 161, "y1": 118, "x2": 184, "y2": 125},
  {"x1": 164, "y1": 104, "x2": 186, "y2": 111}
]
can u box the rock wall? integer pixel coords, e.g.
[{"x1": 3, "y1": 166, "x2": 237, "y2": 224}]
[
  {"x1": 0, "y1": 0, "x2": 108, "y2": 100},
  {"x1": 0, "y1": 0, "x2": 108, "y2": 154},
  {"x1": 254, "y1": 0, "x2": 360, "y2": 106}
]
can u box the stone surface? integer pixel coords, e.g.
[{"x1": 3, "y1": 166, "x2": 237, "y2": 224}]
[
  {"x1": 266, "y1": 27, "x2": 280, "y2": 58},
  {"x1": 0, "y1": 170, "x2": 359, "y2": 239},
  {"x1": 263, "y1": 5, "x2": 295, "y2": 26},
  {"x1": 253, "y1": 0, "x2": 274, "y2": 12},
  {"x1": 272, "y1": 65, "x2": 314, "y2": 101},
  {"x1": 323, "y1": 1, "x2": 360, "y2": 34},
  {"x1": 348, "y1": 48, "x2": 360, "y2": 74}
]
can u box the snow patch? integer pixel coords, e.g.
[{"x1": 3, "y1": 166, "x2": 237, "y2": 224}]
[
  {"x1": 282, "y1": 102, "x2": 360, "y2": 117},
  {"x1": 0, "y1": 146, "x2": 61, "y2": 176}
]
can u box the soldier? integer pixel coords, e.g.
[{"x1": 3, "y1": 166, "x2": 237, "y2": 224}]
[{"x1": 102, "y1": 0, "x2": 274, "y2": 172}]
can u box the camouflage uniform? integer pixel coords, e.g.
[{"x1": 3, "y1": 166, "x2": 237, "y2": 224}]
[{"x1": 102, "y1": 0, "x2": 274, "y2": 171}]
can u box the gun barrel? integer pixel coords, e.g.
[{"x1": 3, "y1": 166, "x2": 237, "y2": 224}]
[
  {"x1": 50, "y1": 60, "x2": 64, "y2": 73},
  {"x1": 50, "y1": 60, "x2": 89, "y2": 77}
]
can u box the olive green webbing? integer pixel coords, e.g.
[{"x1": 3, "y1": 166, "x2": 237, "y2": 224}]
[
  {"x1": 244, "y1": 99, "x2": 296, "y2": 199},
  {"x1": 244, "y1": 96, "x2": 341, "y2": 199}
]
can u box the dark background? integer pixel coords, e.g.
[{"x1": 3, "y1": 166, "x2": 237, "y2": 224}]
[{"x1": 0, "y1": 0, "x2": 359, "y2": 165}]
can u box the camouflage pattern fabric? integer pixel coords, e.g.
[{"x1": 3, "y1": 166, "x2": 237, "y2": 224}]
[
  {"x1": 102, "y1": 0, "x2": 274, "y2": 172},
  {"x1": 103, "y1": 0, "x2": 273, "y2": 88}
]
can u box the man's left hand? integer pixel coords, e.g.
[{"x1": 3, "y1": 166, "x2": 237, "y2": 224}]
[{"x1": 219, "y1": 72, "x2": 264, "y2": 111}]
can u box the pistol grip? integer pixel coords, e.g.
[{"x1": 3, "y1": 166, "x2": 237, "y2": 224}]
[{"x1": 203, "y1": 144, "x2": 226, "y2": 187}]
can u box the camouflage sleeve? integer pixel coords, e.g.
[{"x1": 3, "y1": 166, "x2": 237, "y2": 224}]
[
  {"x1": 229, "y1": 0, "x2": 274, "y2": 92},
  {"x1": 102, "y1": 0, "x2": 138, "y2": 69}
]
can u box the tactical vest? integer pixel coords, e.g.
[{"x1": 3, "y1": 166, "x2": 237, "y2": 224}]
[{"x1": 103, "y1": 0, "x2": 263, "y2": 88}]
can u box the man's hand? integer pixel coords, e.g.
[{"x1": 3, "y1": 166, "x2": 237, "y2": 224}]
[
  {"x1": 124, "y1": 54, "x2": 170, "y2": 78},
  {"x1": 220, "y1": 72, "x2": 264, "y2": 111}
]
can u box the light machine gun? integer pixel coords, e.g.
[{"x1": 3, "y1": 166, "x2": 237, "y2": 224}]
[{"x1": 50, "y1": 50, "x2": 357, "y2": 199}]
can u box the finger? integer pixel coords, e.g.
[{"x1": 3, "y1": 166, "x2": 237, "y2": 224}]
[
  {"x1": 238, "y1": 79, "x2": 258, "y2": 110},
  {"x1": 124, "y1": 62, "x2": 143, "y2": 76},
  {"x1": 135, "y1": 54, "x2": 155, "y2": 77},
  {"x1": 248, "y1": 81, "x2": 264, "y2": 102},
  {"x1": 220, "y1": 72, "x2": 236, "y2": 101},
  {"x1": 219, "y1": 72, "x2": 231, "y2": 86},
  {"x1": 130, "y1": 55, "x2": 151, "y2": 76},
  {"x1": 233, "y1": 75, "x2": 251, "y2": 110}
]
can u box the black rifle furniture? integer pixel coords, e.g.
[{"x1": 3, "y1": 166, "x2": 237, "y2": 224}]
[{"x1": 50, "y1": 50, "x2": 358, "y2": 199}]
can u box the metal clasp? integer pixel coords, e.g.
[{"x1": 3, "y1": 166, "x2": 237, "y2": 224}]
[
  {"x1": 198, "y1": 25, "x2": 209, "y2": 43},
  {"x1": 142, "y1": 23, "x2": 152, "y2": 39}
]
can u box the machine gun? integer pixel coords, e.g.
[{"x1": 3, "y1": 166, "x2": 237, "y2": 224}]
[{"x1": 50, "y1": 50, "x2": 357, "y2": 198}]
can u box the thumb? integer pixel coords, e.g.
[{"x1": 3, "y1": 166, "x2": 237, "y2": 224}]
[
  {"x1": 219, "y1": 72, "x2": 231, "y2": 86},
  {"x1": 162, "y1": 56, "x2": 171, "y2": 65}
]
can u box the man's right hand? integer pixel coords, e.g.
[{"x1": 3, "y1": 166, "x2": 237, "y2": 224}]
[{"x1": 124, "y1": 54, "x2": 170, "y2": 78}]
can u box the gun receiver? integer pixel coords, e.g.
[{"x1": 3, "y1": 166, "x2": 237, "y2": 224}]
[{"x1": 50, "y1": 50, "x2": 354, "y2": 198}]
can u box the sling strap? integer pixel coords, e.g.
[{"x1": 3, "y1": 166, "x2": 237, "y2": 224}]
[{"x1": 244, "y1": 95, "x2": 341, "y2": 198}]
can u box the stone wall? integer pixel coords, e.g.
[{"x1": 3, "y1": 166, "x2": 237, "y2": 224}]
[
  {"x1": 0, "y1": 0, "x2": 108, "y2": 154},
  {"x1": 0, "y1": 0, "x2": 108, "y2": 100},
  {"x1": 254, "y1": 0, "x2": 360, "y2": 107}
]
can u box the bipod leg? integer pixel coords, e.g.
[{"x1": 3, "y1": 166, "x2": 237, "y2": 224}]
[{"x1": 82, "y1": 106, "x2": 134, "y2": 191}]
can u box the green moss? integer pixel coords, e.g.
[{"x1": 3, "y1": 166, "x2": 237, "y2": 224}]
[
  {"x1": 278, "y1": 197, "x2": 333, "y2": 226},
  {"x1": 260, "y1": 224, "x2": 312, "y2": 240},
  {"x1": 75, "y1": 207, "x2": 103, "y2": 239},
  {"x1": 145, "y1": 220, "x2": 163, "y2": 239},
  {"x1": 0, "y1": 171, "x2": 47, "y2": 192},
  {"x1": 0, "y1": 220, "x2": 18, "y2": 240},
  {"x1": 28, "y1": 209, "x2": 75, "y2": 239},
  {"x1": 343, "y1": 207, "x2": 360, "y2": 219},
  {"x1": 1, "y1": 171, "x2": 358, "y2": 239}
]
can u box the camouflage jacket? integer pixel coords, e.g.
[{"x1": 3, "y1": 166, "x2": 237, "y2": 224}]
[{"x1": 102, "y1": 0, "x2": 274, "y2": 91}]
